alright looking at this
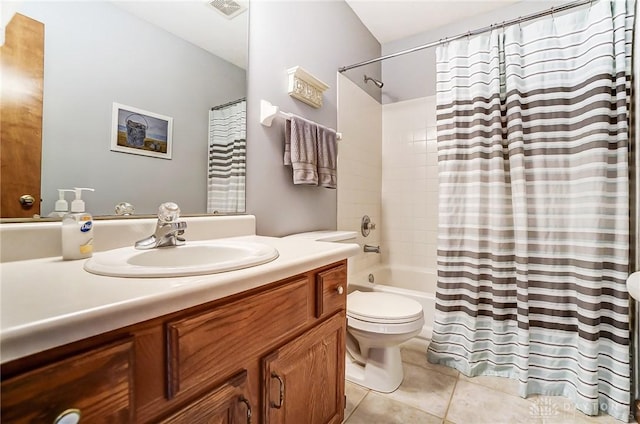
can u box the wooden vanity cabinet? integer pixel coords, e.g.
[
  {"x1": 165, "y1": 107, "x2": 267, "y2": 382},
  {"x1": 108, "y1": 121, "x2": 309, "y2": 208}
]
[
  {"x1": 0, "y1": 339, "x2": 134, "y2": 423},
  {"x1": 166, "y1": 276, "x2": 312, "y2": 401},
  {"x1": 159, "y1": 371, "x2": 251, "y2": 424},
  {"x1": 0, "y1": 260, "x2": 348, "y2": 424}
]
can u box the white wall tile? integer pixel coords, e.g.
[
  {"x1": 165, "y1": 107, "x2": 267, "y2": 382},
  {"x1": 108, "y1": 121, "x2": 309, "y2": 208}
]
[
  {"x1": 339, "y1": 87, "x2": 439, "y2": 274},
  {"x1": 381, "y1": 95, "x2": 438, "y2": 271}
]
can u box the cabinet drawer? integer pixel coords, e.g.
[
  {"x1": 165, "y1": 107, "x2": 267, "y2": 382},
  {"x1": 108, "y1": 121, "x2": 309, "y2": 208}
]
[
  {"x1": 168, "y1": 277, "x2": 311, "y2": 398},
  {"x1": 316, "y1": 264, "x2": 347, "y2": 318},
  {"x1": 160, "y1": 370, "x2": 251, "y2": 424},
  {"x1": 1, "y1": 338, "x2": 134, "y2": 423}
]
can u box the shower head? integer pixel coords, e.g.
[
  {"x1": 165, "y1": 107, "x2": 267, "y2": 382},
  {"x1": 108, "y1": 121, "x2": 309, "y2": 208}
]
[{"x1": 364, "y1": 75, "x2": 384, "y2": 88}]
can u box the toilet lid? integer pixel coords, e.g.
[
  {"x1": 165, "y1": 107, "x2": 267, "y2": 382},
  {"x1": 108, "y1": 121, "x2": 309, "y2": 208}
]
[{"x1": 347, "y1": 291, "x2": 423, "y2": 324}]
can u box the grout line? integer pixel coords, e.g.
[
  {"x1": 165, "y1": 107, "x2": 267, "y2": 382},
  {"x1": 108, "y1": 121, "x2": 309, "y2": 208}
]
[
  {"x1": 355, "y1": 362, "x2": 456, "y2": 421},
  {"x1": 440, "y1": 372, "x2": 460, "y2": 424},
  {"x1": 343, "y1": 389, "x2": 370, "y2": 423}
]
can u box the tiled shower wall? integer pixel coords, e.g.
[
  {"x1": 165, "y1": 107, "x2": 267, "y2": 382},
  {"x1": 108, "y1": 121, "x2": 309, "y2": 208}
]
[
  {"x1": 381, "y1": 96, "x2": 438, "y2": 272},
  {"x1": 337, "y1": 75, "x2": 382, "y2": 276}
]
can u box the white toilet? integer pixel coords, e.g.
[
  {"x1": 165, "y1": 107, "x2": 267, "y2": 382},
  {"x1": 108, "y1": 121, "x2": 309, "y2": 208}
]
[
  {"x1": 346, "y1": 290, "x2": 424, "y2": 392},
  {"x1": 284, "y1": 230, "x2": 425, "y2": 393}
]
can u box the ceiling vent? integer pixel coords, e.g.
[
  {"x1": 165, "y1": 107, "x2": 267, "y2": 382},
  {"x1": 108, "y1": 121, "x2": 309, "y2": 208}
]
[{"x1": 208, "y1": 0, "x2": 247, "y2": 19}]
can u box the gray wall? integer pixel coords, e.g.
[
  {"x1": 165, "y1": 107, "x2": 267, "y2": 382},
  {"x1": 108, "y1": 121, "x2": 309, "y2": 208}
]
[
  {"x1": 17, "y1": 2, "x2": 246, "y2": 216},
  {"x1": 246, "y1": 1, "x2": 380, "y2": 236},
  {"x1": 381, "y1": 1, "x2": 566, "y2": 103}
]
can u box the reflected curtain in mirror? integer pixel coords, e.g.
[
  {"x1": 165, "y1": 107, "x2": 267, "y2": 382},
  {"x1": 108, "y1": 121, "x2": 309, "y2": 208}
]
[{"x1": 207, "y1": 99, "x2": 246, "y2": 213}]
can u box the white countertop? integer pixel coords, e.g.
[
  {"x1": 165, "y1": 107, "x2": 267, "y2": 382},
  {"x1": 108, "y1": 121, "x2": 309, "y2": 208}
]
[{"x1": 0, "y1": 235, "x2": 359, "y2": 363}]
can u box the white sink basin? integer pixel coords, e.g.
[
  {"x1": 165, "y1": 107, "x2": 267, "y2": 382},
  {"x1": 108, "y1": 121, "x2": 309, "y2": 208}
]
[
  {"x1": 627, "y1": 272, "x2": 640, "y2": 301},
  {"x1": 84, "y1": 239, "x2": 279, "y2": 278}
]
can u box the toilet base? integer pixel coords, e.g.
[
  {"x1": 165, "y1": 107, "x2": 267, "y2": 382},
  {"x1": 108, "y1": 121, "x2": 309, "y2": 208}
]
[{"x1": 345, "y1": 345, "x2": 404, "y2": 393}]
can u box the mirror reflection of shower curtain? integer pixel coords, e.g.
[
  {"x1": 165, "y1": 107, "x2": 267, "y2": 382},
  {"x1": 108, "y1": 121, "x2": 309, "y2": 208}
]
[
  {"x1": 427, "y1": 1, "x2": 634, "y2": 421},
  {"x1": 207, "y1": 99, "x2": 246, "y2": 214}
]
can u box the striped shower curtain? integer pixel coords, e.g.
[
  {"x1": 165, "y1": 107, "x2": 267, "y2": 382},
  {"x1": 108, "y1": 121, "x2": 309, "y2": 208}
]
[
  {"x1": 207, "y1": 100, "x2": 246, "y2": 214},
  {"x1": 427, "y1": 1, "x2": 634, "y2": 420}
]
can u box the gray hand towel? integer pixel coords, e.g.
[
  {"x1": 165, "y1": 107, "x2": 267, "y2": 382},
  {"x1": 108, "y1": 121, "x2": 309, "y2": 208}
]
[
  {"x1": 317, "y1": 125, "x2": 337, "y2": 189},
  {"x1": 285, "y1": 115, "x2": 318, "y2": 185}
]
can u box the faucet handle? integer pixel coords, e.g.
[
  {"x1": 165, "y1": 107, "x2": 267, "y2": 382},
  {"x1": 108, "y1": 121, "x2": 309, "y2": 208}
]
[{"x1": 158, "y1": 202, "x2": 181, "y2": 223}]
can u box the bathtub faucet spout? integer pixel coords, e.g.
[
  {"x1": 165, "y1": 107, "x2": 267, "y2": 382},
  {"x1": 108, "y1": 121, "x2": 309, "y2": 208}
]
[{"x1": 364, "y1": 244, "x2": 380, "y2": 254}]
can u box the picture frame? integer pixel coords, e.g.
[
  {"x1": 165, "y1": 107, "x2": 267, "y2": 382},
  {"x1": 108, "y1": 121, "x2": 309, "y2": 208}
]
[{"x1": 110, "y1": 102, "x2": 173, "y2": 159}]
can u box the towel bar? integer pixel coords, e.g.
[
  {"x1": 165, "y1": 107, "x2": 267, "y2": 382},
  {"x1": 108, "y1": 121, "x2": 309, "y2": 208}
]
[{"x1": 259, "y1": 100, "x2": 343, "y2": 140}]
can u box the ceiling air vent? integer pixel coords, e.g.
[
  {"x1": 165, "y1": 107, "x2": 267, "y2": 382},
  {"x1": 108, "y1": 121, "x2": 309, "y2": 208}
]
[{"x1": 208, "y1": 0, "x2": 246, "y2": 19}]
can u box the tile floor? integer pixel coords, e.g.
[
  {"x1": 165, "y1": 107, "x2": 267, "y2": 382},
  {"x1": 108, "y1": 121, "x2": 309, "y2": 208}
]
[{"x1": 343, "y1": 338, "x2": 630, "y2": 424}]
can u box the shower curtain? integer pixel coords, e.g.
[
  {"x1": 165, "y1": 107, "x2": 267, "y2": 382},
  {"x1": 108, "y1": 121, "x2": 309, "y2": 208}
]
[
  {"x1": 427, "y1": 1, "x2": 634, "y2": 420},
  {"x1": 207, "y1": 100, "x2": 246, "y2": 214}
]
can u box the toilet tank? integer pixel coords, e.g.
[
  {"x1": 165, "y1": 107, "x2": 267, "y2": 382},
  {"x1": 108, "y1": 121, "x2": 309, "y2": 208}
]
[{"x1": 284, "y1": 230, "x2": 357, "y2": 243}]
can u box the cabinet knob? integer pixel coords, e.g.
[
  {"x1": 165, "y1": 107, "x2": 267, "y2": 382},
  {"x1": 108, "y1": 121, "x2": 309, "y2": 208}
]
[
  {"x1": 270, "y1": 372, "x2": 284, "y2": 409},
  {"x1": 54, "y1": 409, "x2": 81, "y2": 424},
  {"x1": 336, "y1": 285, "x2": 344, "y2": 295},
  {"x1": 239, "y1": 396, "x2": 252, "y2": 424}
]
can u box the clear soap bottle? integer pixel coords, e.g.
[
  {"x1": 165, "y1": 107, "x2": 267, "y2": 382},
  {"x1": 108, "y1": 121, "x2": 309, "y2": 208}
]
[
  {"x1": 47, "y1": 189, "x2": 74, "y2": 218},
  {"x1": 62, "y1": 187, "x2": 95, "y2": 260}
]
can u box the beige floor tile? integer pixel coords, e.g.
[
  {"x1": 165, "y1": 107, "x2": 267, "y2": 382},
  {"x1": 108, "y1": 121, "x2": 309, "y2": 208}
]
[
  {"x1": 382, "y1": 362, "x2": 458, "y2": 418},
  {"x1": 400, "y1": 338, "x2": 459, "y2": 378},
  {"x1": 459, "y1": 373, "x2": 521, "y2": 397},
  {"x1": 527, "y1": 395, "x2": 627, "y2": 424},
  {"x1": 345, "y1": 391, "x2": 443, "y2": 424},
  {"x1": 344, "y1": 381, "x2": 368, "y2": 421},
  {"x1": 577, "y1": 413, "x2": 630, "y2": 424},
  {"x1": 446, "y1": 379, "x2": 535, "y2": 424}
]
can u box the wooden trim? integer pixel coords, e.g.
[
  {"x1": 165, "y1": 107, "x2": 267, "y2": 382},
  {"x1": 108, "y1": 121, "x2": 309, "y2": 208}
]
[
  {"x1": 0, "y1": 13, "x2": 44, "y2": 218},
  {"x1": 166, "y1": 324, "x2": 181, "y2": 399}
]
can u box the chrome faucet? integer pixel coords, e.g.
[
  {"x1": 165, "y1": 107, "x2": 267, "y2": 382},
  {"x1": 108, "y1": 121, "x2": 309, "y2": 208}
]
[
  {"x1": 135, "y1": 202, "x2": 187, "y2": 250},
  {"x1": 363, "y1": 244, "x2": 380, "y2": 253}
]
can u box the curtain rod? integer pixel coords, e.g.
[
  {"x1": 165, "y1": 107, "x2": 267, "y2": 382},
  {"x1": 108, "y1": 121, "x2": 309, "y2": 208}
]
[
  {"x1": 211, "y1": 97, "x2": 246, "y2": 110},
  {"x1": 338, "y1": 0, "x2": 593, "y2": 73}
]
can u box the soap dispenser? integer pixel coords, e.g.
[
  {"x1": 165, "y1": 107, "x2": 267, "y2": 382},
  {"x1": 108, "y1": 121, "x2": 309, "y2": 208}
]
[
  {"x1": 62, "y1": 187, "x2": 95, "y2": 260},
  {"x1": 47, "y1": 189, "x2": 74, "y2": 218}
]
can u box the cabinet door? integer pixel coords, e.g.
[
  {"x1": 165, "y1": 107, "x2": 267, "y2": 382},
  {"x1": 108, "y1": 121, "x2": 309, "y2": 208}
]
[
  {"x1": 160, "y1": 371, "x2": 251, "y2": 424},
  {"x1": 263, "y1": 312, "x2": 346, "y2": 424},
  {"x1": 1, "y1": 338, "x2": 134, "y2": 423}
]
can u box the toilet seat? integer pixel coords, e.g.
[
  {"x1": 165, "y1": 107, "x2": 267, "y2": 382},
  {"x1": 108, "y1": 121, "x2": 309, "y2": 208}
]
[
  {"x1": 347, "y1": 291, "x2": 423, "y2": 324},
  {"x1": 347, "y1": 314, "x2": 424, "y2": 335}
]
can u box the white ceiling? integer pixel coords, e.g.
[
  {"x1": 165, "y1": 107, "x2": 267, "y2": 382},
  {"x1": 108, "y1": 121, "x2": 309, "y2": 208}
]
[
  {"x1": 113, "y1": 0, "x2": 248, "y2": 69},
  {"x1": 345, "y1": 0, "x2": 521, "y2": 44},
  {"x1": 114, "y1": 0, "x2": 521, "y2": 70}
]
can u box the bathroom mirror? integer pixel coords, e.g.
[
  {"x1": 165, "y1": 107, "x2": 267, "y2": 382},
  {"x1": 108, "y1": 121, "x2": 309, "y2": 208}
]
[{"x1": 1, "y1": 0, "x2": 248, "y2": 220}]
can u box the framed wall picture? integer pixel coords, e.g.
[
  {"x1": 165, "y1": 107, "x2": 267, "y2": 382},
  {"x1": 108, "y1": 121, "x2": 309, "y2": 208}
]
[{"x1": 110, "y1": 102, "x2": 173, "y2": 159}]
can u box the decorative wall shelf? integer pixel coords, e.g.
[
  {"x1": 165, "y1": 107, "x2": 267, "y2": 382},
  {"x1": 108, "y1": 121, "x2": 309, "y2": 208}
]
[{"x1": 287, "y1": 66, "x2": 329, "y2": 109}]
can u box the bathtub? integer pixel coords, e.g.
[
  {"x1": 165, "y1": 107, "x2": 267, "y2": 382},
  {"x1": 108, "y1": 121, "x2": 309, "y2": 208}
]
[{"x1": 348, "y1": 265, "x2": 436, "y2": 340}]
